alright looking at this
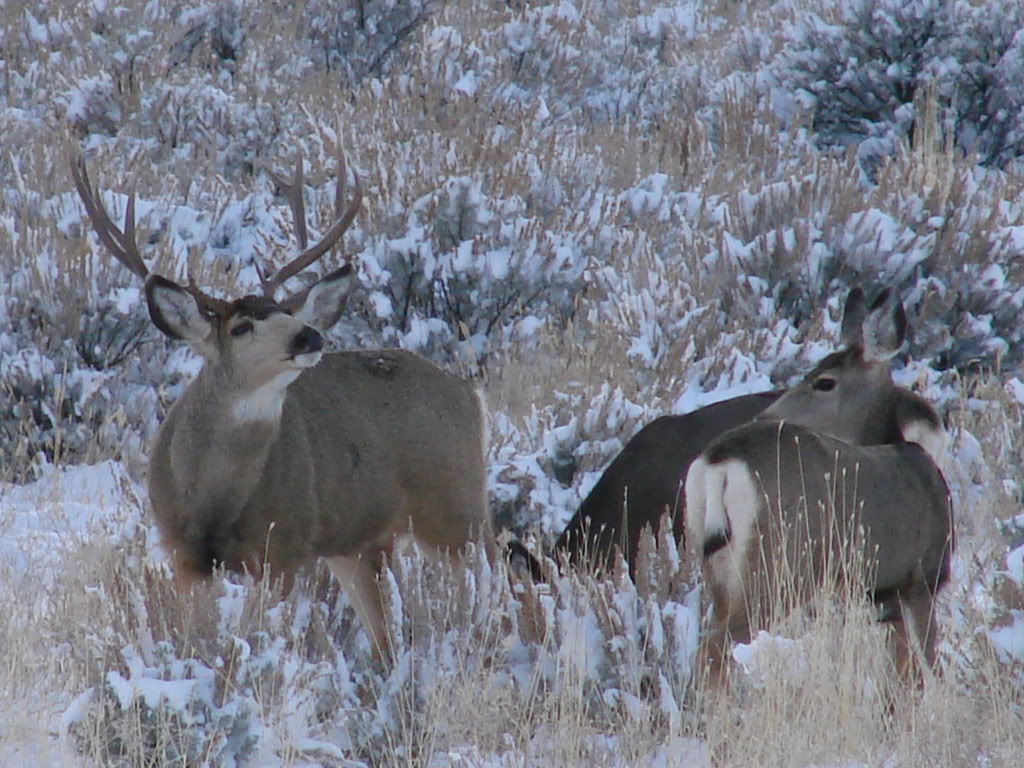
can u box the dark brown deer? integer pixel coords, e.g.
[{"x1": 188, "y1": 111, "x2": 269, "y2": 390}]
[
  {"x1": 72, "y1": 147, "x2": 493, "y2": 655},
  {"x1": 551, "y1": 391, "x2": 782, "y2": 573}
]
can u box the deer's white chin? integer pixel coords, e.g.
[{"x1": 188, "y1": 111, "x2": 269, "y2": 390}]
[{"x1": 291, "y1": 350, "x2": 323, "y2": 368}]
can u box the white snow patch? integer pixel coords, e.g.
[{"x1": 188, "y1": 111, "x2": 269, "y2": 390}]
[
  {"x1": 672, "y1": 375, "x2": 774, "y2": 414},
  {"x1": 988, "y1": 611, "x2": 1024, "y2": 663},
  {"x1": 111, "y1": 285, "x2": 143, "y2": 314},
  {"x1": 1007, "y1": 543, "x2": 1024, "y2": 586},
  {"x1": 732, "y1": 630, "x2": 810, "y2": 685},
  {"x1": 1007, "y1": 377, "x2": 1024, "y2": 405},
  {"x1": 0, "y1": 460, "x2": 142, "y2": 587}
]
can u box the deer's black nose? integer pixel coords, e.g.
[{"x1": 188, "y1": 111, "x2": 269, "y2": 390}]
[{"x1": 290, "y1": 326, "x2": 323, "y2": 356}]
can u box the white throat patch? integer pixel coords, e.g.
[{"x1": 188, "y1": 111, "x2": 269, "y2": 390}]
[{"x1": 232, "y1": 369, "x2": 302, "y2": 424}]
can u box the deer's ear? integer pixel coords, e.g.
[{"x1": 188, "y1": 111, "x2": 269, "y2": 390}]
[
  {"x1": 145, "y1": 275, "x2": 215, "y2": 345},
  {"x1": 861, "y1": 289, "x2": 907, "y2": 362},
  {"x1": 284, "y1": 263, "x2": 356, "y2": 331},
  {"x1": 839, "y1": 287, "x2": 868, "y2": 347}
]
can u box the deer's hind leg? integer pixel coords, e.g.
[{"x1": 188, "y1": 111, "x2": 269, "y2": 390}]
[
  {"x1": 891, "y1": 589, "x2": 940, "y2": 688},
  {"x1": 881, "y1": 581, "x2": 939, "y2": 691},
  {"x1": 327, "y1": 547, "x2": 392, "y2": 659},
  {"x1": 698, "y1": 561, "x2": 753, "y2": 700}
]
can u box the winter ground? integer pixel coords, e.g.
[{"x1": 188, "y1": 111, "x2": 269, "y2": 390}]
[{"x1": 1, "y1": 0, "x2": 1023, "y2": 765}]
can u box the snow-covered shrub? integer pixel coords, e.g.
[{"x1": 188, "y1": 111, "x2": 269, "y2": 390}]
[
  {"x1": 73, "y1": 297, "x2": 151, "y2": 373},
  {"x1": 0, "y1": 271, "x2": 162, "y2": 481},
  {"x1": 169, "y1": 1, "x2": 248, "y2": 69},
  {"x1": 64, "y1": 75, "x2": 122, "y2": 137},
  {"x1": 771, "y1": 0, "x2": 1024, "y2": 172},
  {"x1": 507, "y1": 528, "x2": 700, "y2": 742},
  {"x1": 299, "y1": 0, "x2": 440, "y2": 83},
  {"x1": 142, "y1": 80, "x2": 280, "y2": 176},
  {"x1": 364, "y1": 175, "x2": 587, "y2": 363},
  {"x1": 489, "y1": 383, "x2": 655, "y2": 535},
  {"x1": 941, "y1": 2, "x2": 1024, "y2": 169},
  {"x1": 65, "y1": 642, "x2": 261, "y2": 767},
  {"x1": 496, "y1": 0, "x2": 711, "y2": 127},
  {"x1": 59, "y1": 562, "x2": 361, "y2": 766},
  {"x1": 0, "y1": 340, "x2": 89, "y2": 479}
]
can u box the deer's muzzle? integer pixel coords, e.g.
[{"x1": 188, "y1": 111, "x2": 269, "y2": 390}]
[{"x1": 289, "y1": 327, "x2": 323, "y2": 358}]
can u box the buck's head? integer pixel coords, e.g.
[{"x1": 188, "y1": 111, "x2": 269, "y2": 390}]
[
  {"x1": 143, "y1": 268, "x2": 353, "y2": 394},
  {"x1": 761, "y1": 287, "x2": 909, "y2": 444},
  {"x1": 72, "y1": 147, "x2": 361, "y2": 403}
]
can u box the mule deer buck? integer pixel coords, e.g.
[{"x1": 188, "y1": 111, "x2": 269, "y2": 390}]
[
  {"x1": 685, "y1": 288, "x2": 952, "y2": 693},
  {"x1": 71, "y1": 147, "x2": 492, "y2": 655}
]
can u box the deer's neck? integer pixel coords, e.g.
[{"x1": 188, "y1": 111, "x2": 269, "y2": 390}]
[
  {"x1": 848, "y1": 403, "x2": 900, "y2": 446},
  {"x1": 174, "y1": 367, "x2": 294, "y2": 454},
  {"x1": 164, "y1": 368, "x2": 290, "y2": 497},
  {"x1": 230, "y1": 369, "x2": 302, "y2": 425}
]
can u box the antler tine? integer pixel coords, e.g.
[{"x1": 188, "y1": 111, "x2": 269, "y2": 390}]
[
  {"x1": 70, "y1": 154, "x2": 150, "y2": 282},
  {"x1": 269, "y1": 149, "x2": 309, "y2": 251},
  {"x1": 262, "y1": 144, "x2": 362, "y2": 297}
]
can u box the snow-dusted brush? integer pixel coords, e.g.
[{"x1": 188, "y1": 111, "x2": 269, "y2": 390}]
[
  {"x1": 70, "y1": 147, "x2": 492, "y2": 657},
  {"x1": 685, "y1": 287, "x2": 954, "y2": 695}
]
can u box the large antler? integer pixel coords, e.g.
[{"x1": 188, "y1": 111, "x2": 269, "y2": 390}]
[
  {"x1": 258, "y1": 144, "x2": 362, "y2": 298},
  {"x1": 70, "y1": 154, "x2": 233, "y2": 318},
  {"x1": 70, "y1": 154, "x2": 149, "y2": 281}
]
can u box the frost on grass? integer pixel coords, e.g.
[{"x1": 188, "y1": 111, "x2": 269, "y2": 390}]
[{"x1": 42, "y1": 476, "x2": 703, "y2": 767}]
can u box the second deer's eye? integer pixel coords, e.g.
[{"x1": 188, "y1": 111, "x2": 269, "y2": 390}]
[
  {"x1": 813, "y1": 377, "x2": 836, "y2": 392},
  {"x1": 231, "y1": 321, "x2": 254, "y2": 337}
]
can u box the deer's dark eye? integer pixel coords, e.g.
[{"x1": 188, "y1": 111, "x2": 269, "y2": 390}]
[
  {"x1": 813, "y1": 377, "x2": 836, "y2": 392},
  {"x1": 231, "y1": 321, "x2": 254, "y2": 337}
]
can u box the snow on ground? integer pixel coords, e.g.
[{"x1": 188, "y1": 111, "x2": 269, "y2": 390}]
[
  {"x1": 989, "y1": 542, "x2": 1024, "y2": 663},
  {"x1": 0, "y1": 461, "x2": 145, "y2": 768},
  {"x1": 0, "y1": 460, "x2": 143, "y2": 587}
]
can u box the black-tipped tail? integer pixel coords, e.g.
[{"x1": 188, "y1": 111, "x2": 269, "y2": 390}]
[{"x1": 702, "y1": 530, "x2": 730, "y2": 558}]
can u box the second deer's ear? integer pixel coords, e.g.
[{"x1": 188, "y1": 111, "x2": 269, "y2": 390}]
[
  {"x1": 285, "y1": 263, "x2": 356, "y2": 331},
  {"x1": 861, "y1": 289, "x2": 907, "y2": 362},
  {"x1": 145, "y1": 275, "x2": 215, "y2": 345},
  {"x1": 839, "y1": 287, "x2": 868, "y2": 347}
]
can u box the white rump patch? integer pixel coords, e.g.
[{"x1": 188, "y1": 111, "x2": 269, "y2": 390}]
[
  {"x1": 684, "y1": 456, "x2": 712, "y2": 549},
  {"x1": 232, "y1": 369, "x2": 302, "y2": 424},
  {"x1": 705, "y1": 459, "x2": 760, "y2": 604},
  {"x1": 687, "y1": 456, "x2": 761, "y2": 605},
  {"x1": 718, "y1": 459, "x2": 759, "y2": 560},
  {"x1": 684, "y1": 456, "x2": 757, "y2": 548},
  {"x1": 901, "y1": 419, "x2": 947, "y2": 468},
  {"x1": 686, "y1": 457, "x2": 758, "y2": 552}
]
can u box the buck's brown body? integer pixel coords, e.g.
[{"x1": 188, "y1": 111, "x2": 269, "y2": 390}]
[{"x1": 149, "y1": 349, "x2": 489, "y2": 585}]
